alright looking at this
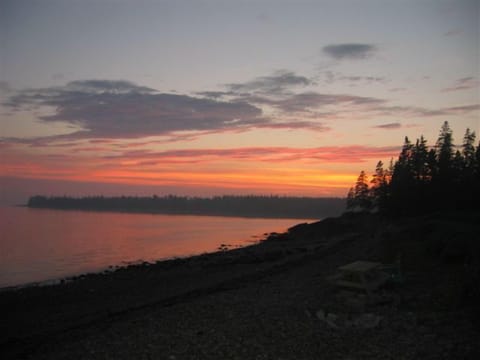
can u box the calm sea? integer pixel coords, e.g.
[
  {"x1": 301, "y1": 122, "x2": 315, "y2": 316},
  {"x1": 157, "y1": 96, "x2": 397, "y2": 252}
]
[{"x1": 0, "y1": 207, "x2": 314, "y2": 288}]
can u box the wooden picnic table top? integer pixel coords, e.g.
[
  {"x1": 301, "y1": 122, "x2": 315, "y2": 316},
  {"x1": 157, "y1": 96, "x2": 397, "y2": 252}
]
[{"x1": 338, "y1": 260, "x2": 382, "y2": 274}]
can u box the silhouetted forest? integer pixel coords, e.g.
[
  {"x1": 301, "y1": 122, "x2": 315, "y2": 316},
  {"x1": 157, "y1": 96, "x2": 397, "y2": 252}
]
[
  {"x1": 347, "y1": 121, "x2": 480, "y2": 215},
  {"x1": 27, "y1": 195, "x2": 346, "y2": 219}
]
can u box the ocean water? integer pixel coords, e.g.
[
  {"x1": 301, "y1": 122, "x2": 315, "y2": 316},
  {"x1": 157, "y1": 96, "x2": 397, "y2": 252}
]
[{"x1": 0, "y1": 207, "x2": 313, "y2": 288}]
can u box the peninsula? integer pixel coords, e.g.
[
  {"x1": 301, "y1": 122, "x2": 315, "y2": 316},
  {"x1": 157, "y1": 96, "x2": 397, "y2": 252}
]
[{"x1": 27, "y1": 195, "x2": 346, "y2": 219}]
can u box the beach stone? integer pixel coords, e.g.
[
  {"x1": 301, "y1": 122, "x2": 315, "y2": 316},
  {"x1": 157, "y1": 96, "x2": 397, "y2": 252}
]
[
  {"x1": 325, "y1": 313, "x2": 340, "y2": 328},
  {"x1": 315, "y1": 309, "x2": 325, "y2": 321},
  {"x1": 353, "y1": 313, "x2": 382, "y2": 329}
]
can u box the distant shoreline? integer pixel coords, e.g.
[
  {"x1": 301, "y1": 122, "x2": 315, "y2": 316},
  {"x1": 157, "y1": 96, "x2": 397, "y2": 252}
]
[{"x1": 26, "y1": 195, "x2": 346, "y2": 219}]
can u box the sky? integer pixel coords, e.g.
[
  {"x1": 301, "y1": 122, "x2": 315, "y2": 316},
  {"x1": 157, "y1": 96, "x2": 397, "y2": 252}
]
[{"x1": 0, "y1": 0, "x2": 479, "y2": 204}]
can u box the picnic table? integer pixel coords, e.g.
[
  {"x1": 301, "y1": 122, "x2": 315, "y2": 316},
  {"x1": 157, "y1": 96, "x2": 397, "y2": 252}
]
[{"x1": 328, "y1": 260, "x2": 390, "y2": 294}]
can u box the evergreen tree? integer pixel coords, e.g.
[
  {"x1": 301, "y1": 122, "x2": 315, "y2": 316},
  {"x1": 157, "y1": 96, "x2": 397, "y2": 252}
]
[
  {"x1": 389, "y1": 137, "x2": 416, "y2": 214},
  {"x1": 426, "y1": 148, "x2": 438, "y2": 181},
  {"x1": 452, "y1": 150, "x2": 465, "y2": 183},
  {"x1": 346, "y1": 187, "x2": 355, "y2": 210},
  {"x1": 371, "y1": 161, "x2": 385, "y2": 190},
  {"x1": 371, "y1": 161, "x2": 389, "y2": 210},
  {"x1": 436, "y1": 121, "x2": 454, "y2": 182},
  {"x1": 462, "y1": 128, "x2": 476, "y2": 171},
  {"x1": 412, "y1": 136, "x2": 429, "y2": 183},
  {"x1": 349, "y1": 171, "x2": 372, "y2": 211},
  {"x1": 398, "y1": 136, "x2": 413, "y2": 167},
  {"x1": 472, "y1": 141, "x2": 480, "y2": 202},
  {"x1": 474, "y1": 141, "x2": 480, "y2": 187},
  {"x1": 433, "y1": 121, "x2": 456, "y2": 208},
  {"x1": 346, "y1": 123, "x2": 478, "y2": 215},
  {"x1": 393, "y1": 136, "x2": 415, "y2": 182}
]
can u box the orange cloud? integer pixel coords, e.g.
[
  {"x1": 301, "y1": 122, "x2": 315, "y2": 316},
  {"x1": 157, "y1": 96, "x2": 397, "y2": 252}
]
[
  {"x1": 101, "y1": 145, "x2": 399, "y2": 165},
  {"x1": 1, "y1": 143, "x2": 396, "y2": 197}
]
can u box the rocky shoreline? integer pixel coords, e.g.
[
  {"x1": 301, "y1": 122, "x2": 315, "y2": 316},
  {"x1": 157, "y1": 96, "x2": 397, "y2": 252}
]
[{"x1": 1, "y1": 212, "x2": 479, "y2": 359}]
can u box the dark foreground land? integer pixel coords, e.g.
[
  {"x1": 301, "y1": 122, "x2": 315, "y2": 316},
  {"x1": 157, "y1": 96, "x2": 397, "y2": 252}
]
[{"x1": 1, "y1": 212, "x2": 479, "y2": 359}]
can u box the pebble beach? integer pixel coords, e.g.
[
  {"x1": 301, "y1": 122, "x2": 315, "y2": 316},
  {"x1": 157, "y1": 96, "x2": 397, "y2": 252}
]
[{"x1": 1, "y1": 213, "x2": 479, "y2": 359}]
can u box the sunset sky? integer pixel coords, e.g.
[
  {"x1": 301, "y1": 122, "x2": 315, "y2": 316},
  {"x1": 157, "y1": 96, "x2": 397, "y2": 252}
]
[{"x1": 0, "y1": 0, "x2": 479, "y2": 204}]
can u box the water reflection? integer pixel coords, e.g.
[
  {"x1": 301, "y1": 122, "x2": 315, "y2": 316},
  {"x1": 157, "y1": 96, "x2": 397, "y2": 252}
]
[{"x1": 0, "y1": 207, "x2": 313, "y2": 287}]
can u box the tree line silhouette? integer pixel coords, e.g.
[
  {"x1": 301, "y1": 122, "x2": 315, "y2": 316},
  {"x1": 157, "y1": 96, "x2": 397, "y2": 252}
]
[
  {"x1": 27, "y1": 194, "x2": 346, "y2": 219},
  {"x1": 347, "y1": 121, "x2": 480, "y2": 215}
]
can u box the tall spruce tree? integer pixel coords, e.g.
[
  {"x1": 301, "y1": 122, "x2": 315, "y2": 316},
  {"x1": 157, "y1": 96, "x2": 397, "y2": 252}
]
[
  {"x1": 346, "y1": 187, "x2": 355, "y2": 210},
  {"x1": 389, "y1": 137, "x2": 416, "y2": 214},
  {"x1": 452, "y1": 150, "x2": 465, "y2": 183},
  {"x1": 434, "y1": 121, "x2": 456, "y2": 208},
  {"x1": 474, "y1": 141, "x2": 480, "y2": 202},
  {"x1": 349, "y1": 170, "x2": 372, "y2": 211},
  {"x1": 426, "y1": 148, "x2": 438, "y2": 181},
  {"x1": 462, "y1": 128, "x2": 476, "y2": 171},
  {"x1": 475, "y1": 141, "x2": 480, "y2": 178},
  {"x1": 436, "y1": 121, "x2": 454, "y2": 182},
  {"x1": 371, "y1": 161, "x2": 389, "y2": 211},
  {"x1": 412, "y1": 136, "x2": 429, "y2": 183}
]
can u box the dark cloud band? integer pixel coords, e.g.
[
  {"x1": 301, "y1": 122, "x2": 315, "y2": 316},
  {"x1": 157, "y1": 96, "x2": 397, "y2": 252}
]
[
  {"x1": 4, "y1": 76, "x2": 477, "y2": 144},
  {"x1": 323, "y1": 43, "x2": 377, "y2": 60},
  {"x1": 5, "y1": 80, "x2": 267, "y2": 139},
  {"x1": 373, "y1": 122, "x2": 402, "y2": 130},
  {"x1": 225, "y1": 70, "x2": 312, "y2": 94}
]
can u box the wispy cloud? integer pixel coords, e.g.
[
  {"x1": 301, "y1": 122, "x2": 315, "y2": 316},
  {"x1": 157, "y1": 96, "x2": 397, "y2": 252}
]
[
  {"x1": 271, "y1": 92, "x2": 386, "y2": 113},
  {"x1": 444, "y1": 104, "x2": 480, "y2": 113},
  {"x1": 374, "y1": 104, "x2": 480, "y2": 118},
  {"x1": 441, "y1": 77, "x2": 479, "y2": 92},
  {"x1": 195, "y1": 91, "x2": 235, "y2": 99},
  {"x1": 224, "y1": 70, "x2": 313, "y2": 94},
  {"x1": 388, "y1": 87, "x2": 407, "y2": 92},
  {"x1": 3, "y1": 79, "x2": 338, "y2": 144},
  {"x1": 443, "y1": 28, "x2": 463, "y2": 37},
  {"x1": 373, "y1": 122, "x2": 402, "y2": 130},
  {"x1": 100, "y1": 145, "x2": 399, "y2": 165},
  {"x1": 322, "y1": 71, "x2": 387, "y2": 85},
  {"x1": 322, "y1": 43, "x2": 377, "y2": 60},
  {"x1": 4, "y1": 80, "x2": 270, "y2": 139}
]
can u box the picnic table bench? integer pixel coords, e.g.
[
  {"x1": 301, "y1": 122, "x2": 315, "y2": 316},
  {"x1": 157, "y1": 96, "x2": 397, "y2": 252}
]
[{"x1": 328, "y1": 260, "x2": 390, "y2": 294}]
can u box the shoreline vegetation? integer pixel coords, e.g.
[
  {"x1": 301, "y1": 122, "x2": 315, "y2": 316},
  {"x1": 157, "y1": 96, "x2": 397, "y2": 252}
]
[
  {"x1": 346, "y1": 122, "x2": 479, "y2": 215},
  {"x1": 27, "y1": 195, "x2": 346, "y2": 219}
]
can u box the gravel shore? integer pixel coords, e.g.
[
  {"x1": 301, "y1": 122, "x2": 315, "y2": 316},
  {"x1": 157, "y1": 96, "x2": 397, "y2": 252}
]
[{"x1": 1, "y1": 213, "x2": 479, "y2": 359}]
